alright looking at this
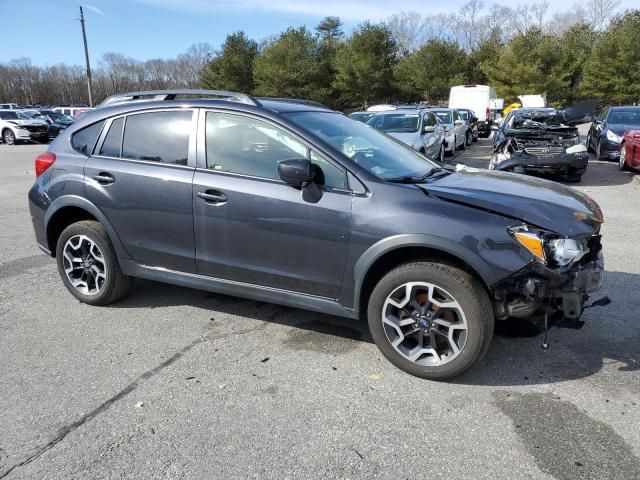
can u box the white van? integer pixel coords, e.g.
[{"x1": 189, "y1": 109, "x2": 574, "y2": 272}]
[{"x1": 448, "y1": 85, "x2": 497, "y2": 137}]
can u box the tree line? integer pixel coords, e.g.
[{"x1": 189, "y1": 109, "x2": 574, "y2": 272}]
[{"x1": 1, "y1": 0, "x2": 638, "y2": 110}]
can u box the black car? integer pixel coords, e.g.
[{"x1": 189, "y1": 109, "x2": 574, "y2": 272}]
[
  {"x1": 36, "y1": 110, "x2": 74, "y2": 139},
  {"x1": 587, "y1": 106, "x2": 640, "y2": 161},
  {"x1": 28, "y1": 89, "x2": 605, "y2": 381},
  {"x1": 456, "y1": 108, "x2": 479, "y2": 142},
  {"x1": 490, "y1": 101, "x2": 598, "y2": 183}
]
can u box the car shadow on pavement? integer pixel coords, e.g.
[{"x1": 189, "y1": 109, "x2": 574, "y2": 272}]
[
  {"x1": 112, "y1": 270, "x2": 639, "y2": 386},
  {"x1": 567, "y1": 160, "x2": 636, "y2": 187}
]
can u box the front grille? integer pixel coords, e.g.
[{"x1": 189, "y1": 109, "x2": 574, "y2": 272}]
[
  {"x1": 524, "y1": 146, "x2": 565, "y2": 156},
  {"x1": 22, "y1": 125, "x2": 47, "y2": 133}
]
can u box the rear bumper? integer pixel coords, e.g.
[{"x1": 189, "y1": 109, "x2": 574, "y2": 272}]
[{"x1": 478, "y1": 121, "x2": 491, "y2": 134}]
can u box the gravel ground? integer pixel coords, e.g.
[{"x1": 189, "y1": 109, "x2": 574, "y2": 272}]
[{"x1": 1, "y1": 140, "x2": 639, "y2": 480}]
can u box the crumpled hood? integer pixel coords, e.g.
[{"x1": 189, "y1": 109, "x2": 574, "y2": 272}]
[
  {"x1": 420, "y1": 169, "x2": 602, "y2": 237},
  {"x1": 388, "y1": 132, "x2": 419, "y2": 146}
]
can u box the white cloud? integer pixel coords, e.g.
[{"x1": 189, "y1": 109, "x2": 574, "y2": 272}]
[
  {"x1": 81, "y1": 3, "x2": 115, "y2": 19},
  {"x1": 134, "y1": 0, "x2": 437, "y2": 21}
]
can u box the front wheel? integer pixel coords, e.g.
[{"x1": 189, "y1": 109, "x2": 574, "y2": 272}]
[
  {"x1": 3, "y1": 129, "x2": 16, "y2": 145},
  {"x1": 439, "y1": 144, "x2": 445, "y2": 163},
  {"x1": 367, "y1": 262, "x2": 494, "y2": 381},
  {"x1": 465, "y1": 131, "x2": 473, "y2": 147},
  {"x1": 56, "y1": 220, "x2": 131, "y2": 306}
]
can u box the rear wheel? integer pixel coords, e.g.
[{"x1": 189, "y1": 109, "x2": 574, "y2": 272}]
[
  {"x1": 619, "y1": 142, "x2": 628, "y2": 171},
  {"x1": 465, "y1": 130, "x2": 473, "y2": 147},
  {"x1": 56, "y1": 220, "x2": 131, "y2": 306},
  {"x1": 367, "y1": 262, "x2": 494, "y2": 381},
  {"x1": 3, "y1": 129, "x2": 16, "y2": 145},
  {"x1": 566, "y1": 172, "x2": 583, "y2": 183}
]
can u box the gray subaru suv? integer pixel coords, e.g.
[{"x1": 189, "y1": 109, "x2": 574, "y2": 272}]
[{"x1": 28, "y1": 90, "x2": 606, "y2": 380}]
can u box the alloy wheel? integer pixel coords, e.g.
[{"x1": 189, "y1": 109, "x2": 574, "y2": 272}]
[
  {"x1": 382, "y1": 282, "x2": 468, "y2": 366},
  {"x1": 62, "y1": 234, "x2": 107, "y2": 295},
  {"x1": 3, "y1": 130, "x2": 15, "y2": 145},
  {"x1": 620, "y1": 145, "x2": 627, "y2": 170},
  {"x1": 440, "y1": 145, "x2": 445, "y2": 163}
]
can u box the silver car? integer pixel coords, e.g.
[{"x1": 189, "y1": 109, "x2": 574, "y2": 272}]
[
  {"x1": 428, "y1": 108, "x2": 470, "y2": 155},
  {"x1": 366, "y1": 109, "x2": 446, "y2": 162}
]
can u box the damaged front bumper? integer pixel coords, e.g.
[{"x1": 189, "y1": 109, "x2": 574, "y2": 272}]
[
  {"x1": 491, "y1": 151, "x2": 589, "y2": 176},
  {"x1": 493, "y1": 237, "x2": 604, "y2": 328}
]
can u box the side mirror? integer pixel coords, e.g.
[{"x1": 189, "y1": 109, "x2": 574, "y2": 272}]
[
  {"x1": 278, "y1": 158, "x2": 313, "y2": 187},
  {"x1": 490, "y1": 124, "x2": 500, "y2": 132},
  {"x1": 454, "y1": 119, "x2": 464, "y2": 125},
  {"x1": 423, "y1": 125, "x2": 435, "y2": 133}
]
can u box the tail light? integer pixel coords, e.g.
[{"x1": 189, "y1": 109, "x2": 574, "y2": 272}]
[{"x1": 35, "y1": 152, "x2": 56, "y2": 178}]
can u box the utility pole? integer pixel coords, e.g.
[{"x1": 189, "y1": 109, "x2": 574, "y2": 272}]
[{"x1": 78, "y1": 6, "x2": 93, "y2": 107}]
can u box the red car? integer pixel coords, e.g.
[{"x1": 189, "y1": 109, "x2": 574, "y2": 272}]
[{"x1": 620, "y1": 130, "x2": 640, "y2": 171}]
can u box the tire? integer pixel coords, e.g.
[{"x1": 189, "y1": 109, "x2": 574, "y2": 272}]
[
  {"x1": 596, "y1": 139, "x2": 607, "y2": 161},
  {"x1": 56, "y1": 220, "x2": 131, "y2": 306},
  {"x1": 472, "y1": 128, "x2": 478, "y2": 142},
  {"x1": 439, "y1": 144, "x2": 445, "y2": 163},
  {"x1": 566, "y1": 173, "x2": 582, "y2": 183},
  {"x1": 367, "y1": 262, "x2": 494, "y2": 381},
  {"x1": 619, "y1": 142, "x2": 628, "y2": 171},
  {"x1": 3, "y1": 129, "x2": 16, "y2": 145},
  {"x1": 586, "y1": 132, "x2": 594, "y2": 153},
  {"x1": 465, "y1": 131, "x2": 473, "y2": 147},
  {"x1": 447, "y1": 137, "x2": 456, "y2": 157}
]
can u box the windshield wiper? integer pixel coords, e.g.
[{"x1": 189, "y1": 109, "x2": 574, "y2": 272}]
[{"x1": 388, "y1": 167, "x2": 452, "y2": 184}]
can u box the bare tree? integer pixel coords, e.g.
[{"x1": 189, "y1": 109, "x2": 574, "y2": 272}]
[{"x1": 386, "y1": 11, "x2": 427, "y2": 54}]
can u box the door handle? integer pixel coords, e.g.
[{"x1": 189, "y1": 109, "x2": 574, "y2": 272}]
[
  {"x1": 92, "y1": 172, "x2": 115, "y2": 185},
  {"x1": 197, "y1": 190, "x2": 227, "y2": 204}
]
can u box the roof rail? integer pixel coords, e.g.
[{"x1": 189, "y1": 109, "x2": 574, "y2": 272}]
[
  {"x1": 97, "y1": 89, "x2": 262, "y2": 108},
  {"x1": 257, "y1": 97, "x2": 331, "y2": 110}
]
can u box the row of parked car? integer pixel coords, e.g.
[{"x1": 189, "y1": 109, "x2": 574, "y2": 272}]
[
  {"x1": 353, "y1": 99, "x2": 640, "y2": 184},
  {"x1": 349, "y1": 105, "x2": 478, "y2": 163},
  {"x1": 0, "y1": 104, "x2": 93, "y2": 145}
]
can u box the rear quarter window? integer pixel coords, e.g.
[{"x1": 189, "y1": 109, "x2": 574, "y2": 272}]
[{"x1": 71, "y1": 120, "x2": 105, "y2": 155}]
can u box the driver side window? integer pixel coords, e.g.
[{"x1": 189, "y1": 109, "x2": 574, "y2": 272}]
[{"x1": 205, "y1": 112, "x2": 307, "y2": 180}]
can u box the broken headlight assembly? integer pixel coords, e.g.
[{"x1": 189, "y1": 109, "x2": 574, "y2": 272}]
[{"x1": 508, "y1": 225, "x2": 588, "y2": 267}]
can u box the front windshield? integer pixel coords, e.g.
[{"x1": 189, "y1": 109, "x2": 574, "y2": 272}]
[
  {"x1": 609, "y1": 110, "x2": 640, "y2": 125},
  {"x1": 432, "y1": 111, "x2": 452, "y2": 124},
  {"x1": 369, "y1": 113, "x2": 420, "y2": 133},
  {"x1": 458, "y1": 111, "x2": 469, "y2": 120},
  {"x1": 286, "y1": 112, "x2": 437, "y2": 180}
]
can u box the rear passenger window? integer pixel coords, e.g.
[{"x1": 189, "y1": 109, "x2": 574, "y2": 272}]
[
  {"x1": 71, "y1": 120, "x2": 105, "y2": 155},
  {"x1": 99, "y1": 117, "x2": 123, "y2": 157},
  {"x1": 122, "y1": 111, "x2": 192, "y2": 165}
]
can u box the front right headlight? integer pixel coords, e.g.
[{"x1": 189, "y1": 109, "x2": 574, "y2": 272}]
[
  {"x1": 546, "y1": 237, "x2": 588, "y2": 266},
  {"x1": 509, "y1": 225, "x2": 588, "y2": 267},
  {"x1": 606, "y1": 130, "x2": 622, "y2": 143}
]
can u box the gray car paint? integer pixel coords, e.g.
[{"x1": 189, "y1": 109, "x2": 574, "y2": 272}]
[
  {"x1": 365, "y1": 110, "x2": 445, "y2": 160},
  {"x1": 28, "y1": 98, "x2": 601, "y2": 319}
]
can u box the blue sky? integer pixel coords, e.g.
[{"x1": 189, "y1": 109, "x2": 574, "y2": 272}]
[{"x1": 2, "y1": 0, "x2": 638, "y2": 66}]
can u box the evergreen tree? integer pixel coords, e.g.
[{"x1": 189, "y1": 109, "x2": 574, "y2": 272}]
[{"x1": 200, "y1": 32, "x2": 258, "y2": 93}]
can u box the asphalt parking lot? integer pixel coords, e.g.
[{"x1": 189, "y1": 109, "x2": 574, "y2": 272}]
[{"x1": 1, "y1": 140, "x2": 639, "y2": 479}]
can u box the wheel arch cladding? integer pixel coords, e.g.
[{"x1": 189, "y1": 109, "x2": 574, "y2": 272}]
[
  {"x1": 354, "y1": 235, "x2": 494, "y2": 316},
  {"x1": 45, "y1": 196, "x2": 128, "y2": 260}
]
